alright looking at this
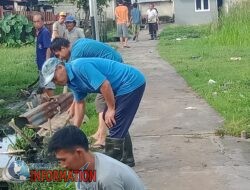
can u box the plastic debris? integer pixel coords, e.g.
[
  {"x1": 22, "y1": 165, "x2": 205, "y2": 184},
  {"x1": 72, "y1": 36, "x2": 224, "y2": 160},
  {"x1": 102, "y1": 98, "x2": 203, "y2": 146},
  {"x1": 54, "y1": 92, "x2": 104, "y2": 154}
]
[
  {"x1": 212, "y1": 92, "x2": 218, "y2": 96},
  {"x1": 230, "y1": 57, "x2": 241, "y2": 61},
  {"x1": 185, "y1": 107, "x2": 197, "y2": 110},
  {"x1": 208, "y1": 79, "x2": 216, "y2": 84}
]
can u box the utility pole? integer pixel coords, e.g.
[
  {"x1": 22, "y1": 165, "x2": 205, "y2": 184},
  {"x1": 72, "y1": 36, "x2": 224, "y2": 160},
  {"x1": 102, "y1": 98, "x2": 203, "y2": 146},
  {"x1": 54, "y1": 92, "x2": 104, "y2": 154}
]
[{"x1": 89, "y1": 0, "x2": 100, "y2": 41}]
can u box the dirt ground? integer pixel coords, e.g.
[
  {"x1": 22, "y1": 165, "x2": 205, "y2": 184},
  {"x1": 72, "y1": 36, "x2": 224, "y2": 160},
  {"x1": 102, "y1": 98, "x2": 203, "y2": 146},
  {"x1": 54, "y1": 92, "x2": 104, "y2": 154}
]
[{"x1": 115, "y1": 25, "x2": 250, "y2": 190}]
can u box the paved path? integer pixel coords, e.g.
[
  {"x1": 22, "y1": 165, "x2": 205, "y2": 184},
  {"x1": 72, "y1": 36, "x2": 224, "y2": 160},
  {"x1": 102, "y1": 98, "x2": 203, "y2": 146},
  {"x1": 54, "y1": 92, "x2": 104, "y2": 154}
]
[{"x1": 115, "y1": 25, "x2": 250, "y2": 190}]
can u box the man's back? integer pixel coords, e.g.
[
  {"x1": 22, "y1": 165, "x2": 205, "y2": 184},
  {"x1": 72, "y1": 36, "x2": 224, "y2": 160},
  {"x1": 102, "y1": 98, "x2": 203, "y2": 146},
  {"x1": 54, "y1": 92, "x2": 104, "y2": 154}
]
[
  {"x1": 69, "y1": 38, "x2": 123, "y2": 63},
  {"x1": 115, "y1": 5, "x2": 129, "y2": 24},
  {"x1": 131, "y1": 8, "x2": 141, "y2": 24},
  {"x1": 66, "y1": 57, "x2": 145, "y2": 100},
  {"x1": 76, "y1": 152, "x2": 145, "y2": 190}
]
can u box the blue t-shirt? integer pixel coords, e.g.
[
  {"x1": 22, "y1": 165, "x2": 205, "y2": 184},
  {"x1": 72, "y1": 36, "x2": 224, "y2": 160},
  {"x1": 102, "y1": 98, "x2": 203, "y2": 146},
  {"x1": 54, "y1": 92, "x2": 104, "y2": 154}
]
[
  {"x1": 68, "y1": 38, "x2": 123, "y2": 63},
  {"x1": 36, "y1": 26, "x2": 51, "y2": 70},
  {"x1": 66, "y1": 58, "x2": 145, "y2": 102},
  {"x1": 131, "y1": 8, "x2": 141, "y2": 24}
]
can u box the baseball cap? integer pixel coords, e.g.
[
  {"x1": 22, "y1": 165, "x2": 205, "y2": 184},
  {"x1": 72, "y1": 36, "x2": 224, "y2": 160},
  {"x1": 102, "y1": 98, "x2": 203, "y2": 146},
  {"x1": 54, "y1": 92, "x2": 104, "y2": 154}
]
[
  {"x1": 42, "y1": 58, "x2": 62, "y2": 85},
  {"x1": 65, "y1": 15, "x2": 76, "y2": 23},
  {"x1": 59, "y1": 12, "x2": 66, "y2": 16}
]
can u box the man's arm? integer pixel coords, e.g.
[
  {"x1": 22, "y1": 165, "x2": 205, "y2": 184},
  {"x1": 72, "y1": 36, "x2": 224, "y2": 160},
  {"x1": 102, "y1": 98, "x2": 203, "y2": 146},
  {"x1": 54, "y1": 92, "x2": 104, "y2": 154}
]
[
  {"x1": 52, "y1": 22, "x2": 59, "y2": 40},
  {"x1": 52, "y1": 30, "x2": 59, "y2": 40},
  {"x1": 73, "y1": 100, "x2": 85, "y2": 127},
  {"x1": 46, "y1": 48, "x2": 51, "y2": 60},
  {"x1": 77, "y1": 28, "x2": 85, "y2": 38},
  {"x1": 100, "y1": 80, "x2": 116, "y2": 128}
]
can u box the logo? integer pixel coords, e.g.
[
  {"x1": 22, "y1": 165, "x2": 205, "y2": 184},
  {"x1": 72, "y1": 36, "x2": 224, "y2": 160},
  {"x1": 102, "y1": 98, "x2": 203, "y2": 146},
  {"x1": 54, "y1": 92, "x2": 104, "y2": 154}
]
[
  {"x1": 2, "y1": 160, "x2": 30, "y2": 182},
  {"x1": 2, "y1": 160, "x2": 97, "y2": 188}
]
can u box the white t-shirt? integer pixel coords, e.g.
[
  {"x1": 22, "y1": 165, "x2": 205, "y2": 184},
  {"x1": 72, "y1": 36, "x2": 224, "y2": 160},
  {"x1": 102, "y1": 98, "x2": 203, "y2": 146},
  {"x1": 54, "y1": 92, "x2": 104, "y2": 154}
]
[
  {"x1": 65, "y1": 27, "x2": 85, "y2": 46},
  {"x1": 52, "y1": 21, "x2": 66, "y2": 39},
  {"x1": 75, "y1": 152, "x2": 145, "y2": 190},
  {"x1": 146, "y1": 9, "x2": 158, "y2": 23}
]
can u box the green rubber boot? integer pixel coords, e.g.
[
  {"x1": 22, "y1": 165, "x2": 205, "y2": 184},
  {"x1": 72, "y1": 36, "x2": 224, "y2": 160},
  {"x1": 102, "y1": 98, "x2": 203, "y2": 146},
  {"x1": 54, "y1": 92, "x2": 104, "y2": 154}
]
[
  {"x1": 120, "y1": 133, "x2": 135, "y2": 167},
  {"x1": 104, "y1": 137, "x2": 124, "y2": 161}
]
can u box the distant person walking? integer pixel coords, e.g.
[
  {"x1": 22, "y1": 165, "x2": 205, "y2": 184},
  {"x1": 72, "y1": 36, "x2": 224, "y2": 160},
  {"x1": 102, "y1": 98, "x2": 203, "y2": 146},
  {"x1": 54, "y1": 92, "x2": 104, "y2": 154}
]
[
  {"x1": 33, "y1": 13, "x2": 55, "y2": 96},
  {"x1": 52, "y1": 12, "x2": 66, "y2": 40},
  {"x1": 115, "y1": 0, "x2": 130, "y2": 48},
  {"x1": 146, "y1": 3, "x2": 158, "y2": 40},
  {"x1": 130, "y1": 3, "x2": 141, "y2": 42},
  {"x1": 65, "y1": 15, "x2": 85, "y2": 45}
]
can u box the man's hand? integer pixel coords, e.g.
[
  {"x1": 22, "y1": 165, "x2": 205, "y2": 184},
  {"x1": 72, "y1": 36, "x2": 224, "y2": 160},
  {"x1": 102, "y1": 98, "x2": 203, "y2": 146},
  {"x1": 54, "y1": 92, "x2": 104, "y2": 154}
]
[
  {"x1": 105, "y1": 108, "x2": 116, "y2": 128},
  {"x1": 100, "y1": 80, "x2": 116, "y2": 128}
]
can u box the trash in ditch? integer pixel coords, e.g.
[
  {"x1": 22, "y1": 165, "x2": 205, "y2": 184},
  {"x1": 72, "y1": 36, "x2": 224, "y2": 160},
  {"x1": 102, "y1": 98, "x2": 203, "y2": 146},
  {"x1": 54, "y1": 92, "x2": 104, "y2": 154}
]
[
  {"x1": 208, "y1": 79, "x2": 216, "y2": 84},
  {"x1": 230, "y1": 57, "x2": 241, "y2": 61}
]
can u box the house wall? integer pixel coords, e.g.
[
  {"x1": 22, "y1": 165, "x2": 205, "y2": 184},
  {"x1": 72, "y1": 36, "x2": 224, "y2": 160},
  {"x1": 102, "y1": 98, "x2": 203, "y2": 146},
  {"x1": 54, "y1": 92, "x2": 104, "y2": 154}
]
[{"x1": 174, "y1": 0, "x2": 218, "y2": 25}]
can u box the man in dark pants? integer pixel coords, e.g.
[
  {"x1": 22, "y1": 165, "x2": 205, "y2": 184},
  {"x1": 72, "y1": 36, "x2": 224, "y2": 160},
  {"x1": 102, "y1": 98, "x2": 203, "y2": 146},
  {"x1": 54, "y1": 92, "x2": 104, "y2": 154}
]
[
  {"x1": 33, "y1": 13, "x2": 55, "y2": 96},
  {"x1": 50, "y1": 37, "x2": 124, "y2": 149},
  {"x1": 42, "y1": 57, "x2": 146, "y2": 167},
  {"x1": 146, "y1": 3, "x2": 158, "y2": 40}
]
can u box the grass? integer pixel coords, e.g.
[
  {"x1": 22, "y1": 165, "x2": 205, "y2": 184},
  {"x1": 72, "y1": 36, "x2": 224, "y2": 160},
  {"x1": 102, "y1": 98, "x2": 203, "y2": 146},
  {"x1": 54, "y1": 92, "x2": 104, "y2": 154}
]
[
  {"x1": 158, "y1": 1, "x2": 250, "y2": 136},
  {"x1": 0, "y1": 45, "x2": 98, "y2": 189},
  {"x1": 0, "y1": 46, "x2": 37, "y2": 122},
  {"x1": 0, "y1": 46, "x2": 37, "y2": 100}
]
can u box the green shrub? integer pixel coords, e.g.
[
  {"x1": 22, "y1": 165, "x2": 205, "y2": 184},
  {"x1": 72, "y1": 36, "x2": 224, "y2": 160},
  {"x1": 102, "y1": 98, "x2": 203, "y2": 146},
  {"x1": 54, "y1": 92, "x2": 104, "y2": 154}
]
[{"x1": 0, "y1": 14, "x2": 34, "y2": 47}]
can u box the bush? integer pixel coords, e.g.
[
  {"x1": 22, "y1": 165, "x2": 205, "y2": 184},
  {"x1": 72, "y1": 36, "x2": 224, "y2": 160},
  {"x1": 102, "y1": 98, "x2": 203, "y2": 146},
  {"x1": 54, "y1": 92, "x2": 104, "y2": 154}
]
[{"x1": 0, "y1": 14, "x2": 34, "y2": 47}]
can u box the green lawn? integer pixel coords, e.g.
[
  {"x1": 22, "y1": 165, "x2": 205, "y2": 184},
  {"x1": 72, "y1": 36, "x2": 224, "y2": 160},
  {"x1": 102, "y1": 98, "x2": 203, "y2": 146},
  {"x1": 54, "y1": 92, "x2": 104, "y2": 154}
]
[{"x1": 158, "y1": 25, "x2": 250, "y2": 136}]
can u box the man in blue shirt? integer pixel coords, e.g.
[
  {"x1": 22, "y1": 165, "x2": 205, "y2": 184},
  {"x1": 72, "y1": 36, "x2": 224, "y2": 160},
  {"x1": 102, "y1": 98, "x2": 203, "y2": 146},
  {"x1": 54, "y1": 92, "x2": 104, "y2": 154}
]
[
  {"x1": 130, "y1": 2, "x2": 141, "y2": 41},
  {"x1": 50, "y1": 37, "x2": 124, "y2": 150},
  {"x1": 42, "y1": 57, "x2": 146, "y2": 167},
  {"x1": 33, "y1": 13, "x2": 55, "y2": 96},
  {"x1": 50, "y1": 37, "x2": 123, "y2": 63}
]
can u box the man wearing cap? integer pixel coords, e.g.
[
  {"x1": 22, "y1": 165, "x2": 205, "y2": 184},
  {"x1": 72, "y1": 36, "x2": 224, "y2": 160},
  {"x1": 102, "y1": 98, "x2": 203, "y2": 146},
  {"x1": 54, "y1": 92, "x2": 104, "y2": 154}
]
[
  {"x1": 65, "y1": 15, "x2": 85, "y2": 45},
  {"x1": 42, "y1": 57, "x2": 146, "y2": 167},
  {"x1": 52, "y1": 12, "x2": 66, "y2": 40},
  {"x1": 50, "y1": 37, "x2": 124, "y2": 150}
]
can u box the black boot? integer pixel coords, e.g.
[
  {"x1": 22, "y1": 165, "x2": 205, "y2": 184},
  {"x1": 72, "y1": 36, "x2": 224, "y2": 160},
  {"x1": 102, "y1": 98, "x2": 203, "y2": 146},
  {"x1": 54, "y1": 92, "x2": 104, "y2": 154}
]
[
  {"x1": 120, "y1": 133, "x2": 135, "y2": 167},
  {"x1": 105, "y1": 137, "x2": 124, "y2": 161}
]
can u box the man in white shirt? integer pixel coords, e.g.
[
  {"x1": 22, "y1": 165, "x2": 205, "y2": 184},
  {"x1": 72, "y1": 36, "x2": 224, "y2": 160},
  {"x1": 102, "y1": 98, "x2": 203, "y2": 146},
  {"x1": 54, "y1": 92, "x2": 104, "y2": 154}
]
[
  {"x1": 146, "y1": 3, "x2": 158, "y2": 40},
  {"x1": 65, "y1": 15, "x2": 85, "y2": 45},
  {"x1": 48, "y1": 125, "x2": 145, "y2": 190}
]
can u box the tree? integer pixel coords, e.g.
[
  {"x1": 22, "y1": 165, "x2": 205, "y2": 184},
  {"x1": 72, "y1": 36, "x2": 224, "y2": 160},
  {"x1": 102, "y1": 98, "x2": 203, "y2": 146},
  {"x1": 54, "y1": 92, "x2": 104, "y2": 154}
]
[{"x1": 70, "y1": 0, "x2": 111, "y2": 36}]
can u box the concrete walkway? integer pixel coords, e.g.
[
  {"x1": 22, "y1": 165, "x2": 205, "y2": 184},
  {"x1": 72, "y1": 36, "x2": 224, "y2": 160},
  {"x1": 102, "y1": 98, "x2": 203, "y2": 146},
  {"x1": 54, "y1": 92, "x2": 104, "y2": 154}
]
[{"x1": 116, "y1": 26, "x2": 250, "y2": 190}]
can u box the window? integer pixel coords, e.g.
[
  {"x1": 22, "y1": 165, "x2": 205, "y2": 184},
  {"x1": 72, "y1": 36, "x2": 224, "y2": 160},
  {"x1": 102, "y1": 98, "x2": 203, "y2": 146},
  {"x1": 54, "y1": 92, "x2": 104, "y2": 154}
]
[{"x1": 195, "y1": 0, "x2": 210, "y2": 11}]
